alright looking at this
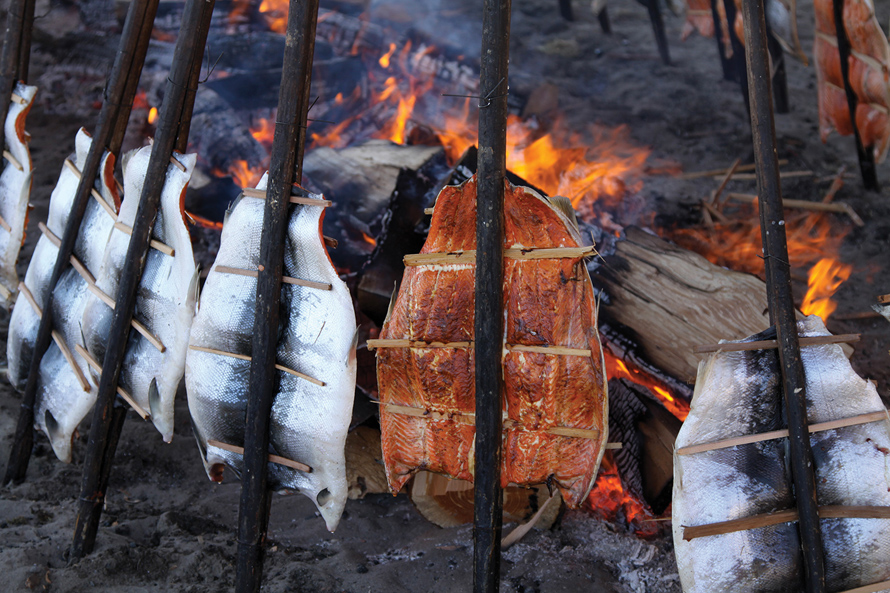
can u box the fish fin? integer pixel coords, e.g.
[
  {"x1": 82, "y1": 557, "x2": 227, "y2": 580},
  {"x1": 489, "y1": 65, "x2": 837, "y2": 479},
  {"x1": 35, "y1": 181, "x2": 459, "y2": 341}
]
[
  {"x1": 224, "y1": 194, "x2": 243, "y2": 227},
  {"x1": 189, "y1": 266, "x2": 202, "y2": 311},
  {"x1": 148, "y1": 378, "x2": 162, "y2": 421},
  {"x1": 382, "y1": 283, "x2": 398, "y2": 327},
  {"x1": 349, "y1": 327, "x2": 359, "y2": 365},
  {"x1": 548, "y1": 196, "x2": 579, "y2": 231}
]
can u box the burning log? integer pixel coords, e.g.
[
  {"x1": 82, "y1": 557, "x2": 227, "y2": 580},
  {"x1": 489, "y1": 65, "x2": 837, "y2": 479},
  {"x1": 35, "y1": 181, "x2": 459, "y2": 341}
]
[{"x1": 590, "y1": 226, "x2": 774, "y2": 384}]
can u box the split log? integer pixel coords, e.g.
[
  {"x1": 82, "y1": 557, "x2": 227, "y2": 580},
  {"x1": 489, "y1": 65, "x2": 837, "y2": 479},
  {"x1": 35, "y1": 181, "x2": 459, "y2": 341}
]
[
  {"x1": 590, "y1": 226, "x2": 852, "y2": 385},
  {"x1": 410, "y1": 471, "x2": 563, "y2": 530}
]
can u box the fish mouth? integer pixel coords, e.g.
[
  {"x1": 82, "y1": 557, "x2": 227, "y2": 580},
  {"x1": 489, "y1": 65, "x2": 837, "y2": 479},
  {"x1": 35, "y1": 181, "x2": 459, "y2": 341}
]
[{"x1": 209, "y1": 463, "x2": 226, "y2": 482}]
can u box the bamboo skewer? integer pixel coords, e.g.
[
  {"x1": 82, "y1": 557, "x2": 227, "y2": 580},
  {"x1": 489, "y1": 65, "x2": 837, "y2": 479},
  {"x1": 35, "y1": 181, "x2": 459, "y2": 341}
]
[
  {"x1": 730, "y1": 170, "x2": 813, "y2": 180},
  {"x1": 683, "y1": 505, "x2": 890, "y2": 541},
  {"x1": 726, "y1": 192, "x2": 864, "y2": 226},
  {"x1": 18, "y1": 282, "x2": 91, "y2": 392},
  {"x1": 677, "y1": 410, "x2": 889, "y2": 455},
  {"x1": 694, "y1": 333, "x2": 860, "y2": 353},
  {"x1": 113, "y1": 222, "x2": 175, "y2": 256},
  {"x1": 188, "y1": 345, "x2": 325, "y2": 386},
  {"x1": 878, "y1": 294, "x2": 890, "y2": 304},
  {"x1": 404, "y1": 246, "x2": 596, "y2": 266},
  {"x1": 2, "y1": 149, "x2": 23, "y2": 171},
  {"x1": 207, "y1": 440, "x2": 312, "y2": 473},
  {"x1": 86, "y1": 284, "x2": 165, "y2": 353},
  {"x1": 838, "y1": 580, "x2": 890, "y2": 593},
  {"x1": 0, "y1": 282, "x2": 11, "y2": 299},
  {"x1": 63, "y1": 158, "x2": 117, "y2": 219},
  {"x1": 10, "y1": 92, "x2": 25, "y2": 105},
  {"x1": 241, "y1": 186, "x2": 332, "y2": 207},
  {"x1": 215, "y1": 265, "x2": 332, "y2": 291},
  {"x1": 0, "y1": 211, "x2": 12, "y2": 233},
  {"x1": 73, "y1": 344, "x2": 148, "y2": 419},
  {"x1": 367, "y1": 340, "x2": 594, "y2": 358},
  {"x1": 708, "y1": 157, "x2": 740, "y2": 207}
]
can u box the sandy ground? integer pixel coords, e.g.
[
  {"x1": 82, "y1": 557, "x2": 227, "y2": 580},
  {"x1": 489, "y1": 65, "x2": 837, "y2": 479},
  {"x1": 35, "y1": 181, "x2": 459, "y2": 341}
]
[{"x1": 1, "y1": 0, "x2": 889, "y2": 591}]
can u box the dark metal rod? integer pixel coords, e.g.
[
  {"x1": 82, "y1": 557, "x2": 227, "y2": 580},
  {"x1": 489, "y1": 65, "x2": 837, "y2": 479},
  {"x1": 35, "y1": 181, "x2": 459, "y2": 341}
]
[
  {"x1": 710, "y1": 0, "x2": 734, "y2": 80},
  {"x1": 645, "y1": 0, "x2": 671, "y2": 65},
  {"x1": 739, "y1": 0, "x2": 826, "y2": 590},
  {"x1": 70, "y1": 0, "x2": 215, "y2": 561},
  {"x1": 234, "y1": 0, "x2": 319, "y2": 591},
  {"x1": 474, "y1": 0, "x2": 510, "y2": 591},
  {"x1": 0, "y1": 0, "x2": 28, "y2": 159},
  {"x1": 16, "y1": 0, "x2": 35, "y2": 84},
  {"x1": 832, "y1": 0, "x2": 879, "y2": 190},
  {"x1": 3, "y1": 0, "x2": 157, "y2": 487}
]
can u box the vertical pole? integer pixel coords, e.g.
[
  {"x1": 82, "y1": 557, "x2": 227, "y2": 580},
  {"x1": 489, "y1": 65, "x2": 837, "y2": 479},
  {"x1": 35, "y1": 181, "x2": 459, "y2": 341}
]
[
  {"x1": 234, "y1": 1, "x2": 318, "y2": 591},
  {"x1": 710, "y1": 0, "x2": 734, "y2": 80},
  {"x1": 723, "y1": 0, "x2": 750, "y2": 115},
  {"x1": 597, "y1": 8, "x2": 612, "y2": 34},
  {"x1": 832, "y1": 0, "x2": 879, "y2": 190},
  {"x1": 3, "y1": 0, "x2": 158, "y2": 487},
  {"x1": 0, "y1": 0, "x2": 28, "y2": 161},
  {"x1": 16, "y1": 0, "x2": 35, "y2": 84},
  {"x1": 738, "y1": 0, "x2": 826, "y2": 591},
  {"x1": 645, "y1": 0, "x2": 671, "y2": 65},
  {"x1": 767, "y1": 30, "x2": 789, "y2": 113},
  {"x1": 474, "y1": 0, "x2": 510, "y2": 592},
  {"x1": 558, "y1": 0, "x2": 573, "y2": 21},
  {"x1": 69, "y1": 0, "x2": 215, "y2": 561}
]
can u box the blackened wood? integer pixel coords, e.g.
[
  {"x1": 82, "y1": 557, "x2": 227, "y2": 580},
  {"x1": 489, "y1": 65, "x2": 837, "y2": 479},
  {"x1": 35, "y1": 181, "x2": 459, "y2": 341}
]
[
  {"x1": 234, "y1": 0, "x2": 319, "y2": 591},
  {"x1": 597, "y1": 7, "x2": 612, "y2": 34},
  {"x1": 0, "y1": 0, "x2": 28, "y2": 159},
  {"x1": 70, "y1": 0, "x2": 215, "y2": 561},
  {"x1": 710, "y1": 0, "x2": 734, "y2": 80},
  {"x1": 558, "y1": 0, "x2": 573, "y2": 21},
  {"x1": 832, "y1": 0, "x2": 879, "y2": 190},
  {"x1": 724, "y1": 0, "x2": 750, "y2": 115},
  {"x1": 16, "y1": 0, "x2": 35, "y2": 83},
  {"x1": 474, "y1": 0, "x2": 510, "y2": 592},
  {"x1": 645, "y1": 0, "x2": 671, "y2": 65},
  {"x1": 767, "y1": 30, "x2": 789, "y2": 113},
  {"x1": 3, "y1": 0, "x2": 157, "y2": 487},
  {"x1": 175, "y1": 7, "x2": 214, "y2": 155},
  {"x1": 739, "y1": 0, "x2": 826, "y2": 590}
]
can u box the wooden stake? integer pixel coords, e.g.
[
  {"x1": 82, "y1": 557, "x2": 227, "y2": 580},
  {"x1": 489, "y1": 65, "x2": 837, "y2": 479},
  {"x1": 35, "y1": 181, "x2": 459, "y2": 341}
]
[
  {"x1": 832, "y1": 0, "x2": 879, "y2": 190},
  {"x1": 475, "y1": 1, "x2": 511, "y2": 591},
  {"x1": 0, "y1": 0, "x2": 30, "y2": 155},
  {"x1": 404, "y1": 246, "x2": 595, "y2": 266},
  {"x1": 4, "y1": 0, "x2": 158, "y2": 487},
  {"x1": 241, "y1": 186, "x2": 332, "y2": 207},
  {"x1": 677, "y1": 410, "x2": 888, "y2": 455},
  {"x1": 235, "y1": 2, "x2": 318, "y2": 591},
  {"x1": 739, "y1": 0, "x2": 826, "y2": 587},
  {"x1": 207, "y1": 440, "x2": 312, "y2": 473},
  {"x1": 215, "y1": 265, "x2": 332, "y2": 291},
  {"x1": 69, "y1": 0, "x2": 205, "y2": 561},
  {"x1": 694, "y1": 333, "x2": 860, "y2": 353},
  {"x1": 113, "y1": 221, "x2": 175, "y2": 256},
  {"x1": 0, "y1": 211, "x2": 11, "y2": 233},
  {"x1": 188, "y1": 345, "x2": 324, "y2": 386},
  {"x1": 644, "y1": 0, "x2": 670, "y2": 65},
  {"x1": 2, "y1": 149, "x2": 23, "y2": 171}
]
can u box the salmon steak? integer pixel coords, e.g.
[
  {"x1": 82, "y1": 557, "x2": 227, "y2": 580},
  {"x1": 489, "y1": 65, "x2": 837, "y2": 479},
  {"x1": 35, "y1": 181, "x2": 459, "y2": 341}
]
[
  {"x1": 814, "y1": 0, "x2": 890, "y2": 161},
  {"x1": 375, "y1": 176, "x2": 608, "y2": 508}
]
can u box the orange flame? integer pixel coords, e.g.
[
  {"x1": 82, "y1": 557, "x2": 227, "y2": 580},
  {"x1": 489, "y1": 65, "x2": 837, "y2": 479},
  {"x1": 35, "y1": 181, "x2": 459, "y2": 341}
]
[
  {"x1": 379, "y1": 43, "x2": 397, "y2": 68},
  {"x1": 360, "y1": 231, "x2": 377, "y2": 247},
  {"x1": 258, "y1": 0, "x2": 287, "y2": 33},
  {"x1": 801, "y1": 258, "x2": 852, "y2": 322},
  {"x1": 604, "y1": 353, "x2": 689, "y2": 421},
  {"x1": 148, "y1": 107, "x2": 158, "y2": 125},
  {"x1": 586, "y1": 453, "x2": 661, "y2": 538},
  {"x1": 250, "y1": 117, "x2": 276, "y2": 150},
  {"x1": 216, "y1": 160, "x2": 265, "y2": 189}
]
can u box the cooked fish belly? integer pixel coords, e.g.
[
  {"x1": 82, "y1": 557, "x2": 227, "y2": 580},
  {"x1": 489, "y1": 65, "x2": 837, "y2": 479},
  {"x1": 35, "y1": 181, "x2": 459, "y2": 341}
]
[
  {"x1": 6, "y1": 128, "x2": 117, "y2": 393},
  {"x1": 187, "y1": 177, "x2": 356, "y2": 532},
  {"x1": 81, "y1": 146, "x2": 197, "y2": 442},
  {"x1": 673, "y1": 316, "x2": 890, "y2": 592},
  {"x1": 0, "y1": 83, "x2": 37, "y2": 304}
]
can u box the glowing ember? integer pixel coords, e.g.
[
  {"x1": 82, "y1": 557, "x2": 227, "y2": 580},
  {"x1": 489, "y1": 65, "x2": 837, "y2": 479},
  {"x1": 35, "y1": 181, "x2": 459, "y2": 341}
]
[
  {"x1": 259, "y1": 0, "x2": 287, "y2": 33},
  {"x1": 801, "y1": 257, "x2": 852, "y2": 322},
  {"x1": 605, "y1": 353, "x2": 689, "y2": 421},
  {"x1": 250, "y1": 117, "x2": 275, "y2": 150},
  {"x1": 147, "y1": 107, "x2": 158, "y2": 125},
  {"x1": 379, "y1": 43, "x2": 397, "y2": 68},
  {"x1": 586, "y1": 453, "x2": 661, "y2": 538},
  {"x1": 360, "y1": 231, "x2": 377, "y2": 247},
  {"x1": 217, "y1": 160, "x2": 264, "y2": 189}
]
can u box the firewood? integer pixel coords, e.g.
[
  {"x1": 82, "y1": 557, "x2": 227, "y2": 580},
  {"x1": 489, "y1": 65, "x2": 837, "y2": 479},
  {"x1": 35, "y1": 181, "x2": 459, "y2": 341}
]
[
  {"x1": 410, "y1": 470, "x2": 563, "y2": 529},
  {"x1": 344, "y1": 426, "x2": 388, "y2": 500}
]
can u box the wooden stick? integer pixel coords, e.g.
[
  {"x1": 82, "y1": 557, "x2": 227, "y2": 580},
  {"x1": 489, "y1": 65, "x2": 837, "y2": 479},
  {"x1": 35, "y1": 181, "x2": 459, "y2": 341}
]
[
  {"x1": 17, "y1": 282, "x2": 91, "y2": 392},
  {"x1": 729, "y1": 170, "x2": 813, "y2": 180},
  {"x1": 822, "y1": 166, "x2": 845, "y2": 203},
  {"x1": 207, "y1": 439, "x2": 312, "y2": 473},
  {"x1": 38, "y1": 222, "x2": 98, "y2": 284},
  {"x1": 0, "y1": 281, "x2": 11, "y2": 299},
  {"x1": 838, "y1": 580, "x2": 890, "y2": 593},
  {"x1": 404, "y1": 246, "x2": 596, "y2": 266},
  {"x1": 726, "y1": 193, "x2": 864, "y2": 226},
  {"x1": 63, "y1": 158, "x2": 117, "y2": 219},
  {"x1": 10, "y1": 92, "x2": 26, "y2": 105},
  {"x1": 878, "y1": 294, "x2": 890, "y2": 304},
  {"x1": 680, "y1": 159, "x2": 788, "y2": 180},
  {"x1": 506, "y1": 344, "x2": 592, "y2": 357},
  {"x1": 0, "y1": 211, "x2": 12, "y2": 233},
  {"x1": 2, "y1": 149, "x2": 23, "y2": 171},
  {"x1": 367, "y1": 339, "x2": 473, "y2": 350},
  {"x1": 241, "y1": 186, "x2": 332, "y2": 207},
  {"x1": 694, "y1": 333, "x2": 860, "y2": 353},
  {"x1": 113, "y1": 221, "x2": 175, "y2": 256},
  {"x1": 86, "y1": 284, "x2": 165, "y2": 353},
  {"x1": 740, "y1": 0, "x2": 826, "y2": 585},
  {"x1": 501, "y1": 493, "x2": 558, "y2": 549},
  {"x1": 188, "y1": 345, "x2": 325, "y2": 387},
  {"x1": 424, "y1": 207, "x2": 434, "y2": 215},
  {"x1": 708, "y1": 157, "x2": 740, "y2": 207},
  {"x1": 832, "y1": 311, "x2": 882, "y2": 321},
  {"x1": 214, "y1": 265, "x2": 332, "y2": 291},
  {"x1": 677, "y1": 410, "x2": 888, "y2": 456},
  {"x1": 73, "y1": 344, "x2": 148, "y2": 419},
  {"x1": 701, "y1": 200, "x2": 730, "y2": 225},
  {"x1": 683, "y1": 505, "x2": 890, "y2": 541}
]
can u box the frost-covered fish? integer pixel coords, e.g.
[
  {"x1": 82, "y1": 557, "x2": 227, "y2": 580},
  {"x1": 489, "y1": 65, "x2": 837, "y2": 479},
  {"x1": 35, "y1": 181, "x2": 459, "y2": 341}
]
[
  {"x1": 0, "y1": 83, "x2": 37, "y2": 304},
  {"x1": 6, "y1": 128, "x2": 119, "y2": 462},
  {"x1": 673, "y1": 316, "x2": 890, "y2": 592},
  {"x1": 81, "y1": 146, "x2": 198, "y2": 442},
  {"x1": 186, "y1": 176, "x2": 356, "y2": 532}
]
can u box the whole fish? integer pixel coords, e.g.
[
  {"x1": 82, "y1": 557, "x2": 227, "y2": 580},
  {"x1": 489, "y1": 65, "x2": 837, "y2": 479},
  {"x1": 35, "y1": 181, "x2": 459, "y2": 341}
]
[
  {"x1": 0, "y1": 83, "x2": 37, "y2": 304},
  {"x1": 673, "y1": 316, "x2": 890, "y2": 592},
  {"x1": 81, "y1": 145, "x2": 198, "y2": 442},
  {"x1": 376, "y1": 177, "x2": 607, "y2": 508},
  {"x1": 6, "y1": 128, "x2": 119, "y2": 461},
  {"x1": 186, "y1": 177, "x2": 356, "y2": 532}
]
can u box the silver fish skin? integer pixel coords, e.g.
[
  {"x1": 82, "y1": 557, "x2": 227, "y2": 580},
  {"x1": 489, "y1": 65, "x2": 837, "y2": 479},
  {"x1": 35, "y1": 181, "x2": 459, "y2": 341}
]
[
  {"x1": 187, "y1": 175, "x2": 356, "y2": 533},
  {"x1": 673, "y1": 315, "x2": 890, "y2": 592},
  {"x1": 6, "y1": 128, "x2": 117, "y2": 393},
  {"x1": 0, "y1": 83, "x2": 37, "y2": 305},
  {"x1": 81, "y1": 146, "x2": 197, "y2": 442}
]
